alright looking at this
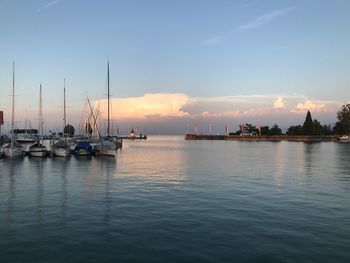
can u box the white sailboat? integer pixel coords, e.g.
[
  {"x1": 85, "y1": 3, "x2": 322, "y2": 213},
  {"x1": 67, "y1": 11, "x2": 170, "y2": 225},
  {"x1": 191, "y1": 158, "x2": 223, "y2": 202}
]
[
  {"x1": 29, "y1": 84, "x2": 48, "y2": 157},
  {"x1": 3, "y1": 62, "x2": 24, "y2": 158},
  {"x1": 94, "y1": 61, "x2": 122, "y2": 157},
  {"x1": 54, "y1": 79, "x2": 71, "y2": 157}
]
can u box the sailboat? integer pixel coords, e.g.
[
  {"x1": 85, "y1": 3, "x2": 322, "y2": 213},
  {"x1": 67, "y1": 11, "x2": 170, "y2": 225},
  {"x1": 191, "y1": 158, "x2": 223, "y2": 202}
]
[
  {"x1": 29, "y1": 84, "x2": 48, "y2": 157},
  {"x1": 3, "y1": 62, "x2": 24, "y2": 158},
  {"x1": 94, "y1": 61, "x2": 122, "y2": 157},
  {"x1": 73, "y1": 96, "x2": 93, "y2": 156},
  {"x1": 54, "y1": 79, "x2": 71, "y2": 157}
]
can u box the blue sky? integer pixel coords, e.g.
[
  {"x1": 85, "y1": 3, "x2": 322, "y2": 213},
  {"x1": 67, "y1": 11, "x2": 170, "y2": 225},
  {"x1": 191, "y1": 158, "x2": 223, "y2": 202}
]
[{"x1": 0, "y1": 0, "x2": 349, "y2": 134}]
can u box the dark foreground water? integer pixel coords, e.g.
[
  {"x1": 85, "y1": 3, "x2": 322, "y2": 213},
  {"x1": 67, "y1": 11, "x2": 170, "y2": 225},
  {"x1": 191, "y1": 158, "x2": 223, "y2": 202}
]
[{"x1": 1, "y1": 136, "x2": 350, "y2": 262}]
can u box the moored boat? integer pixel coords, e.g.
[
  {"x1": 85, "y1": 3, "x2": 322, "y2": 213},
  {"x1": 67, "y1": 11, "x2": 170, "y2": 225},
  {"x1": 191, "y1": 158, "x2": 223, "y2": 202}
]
[
  {"x1": 29, "y1": 84, "x2": 48, "y2": 158},
  {"x1": 16, "y1": 131, "x2": 37, "y2": 143},
  {"x1": 339, "y1": 135, "x2": 350, "y2": 142},
  {"x1": 98, "y1": 61, "x2": 122, "y2": 156},
  {"x1": 4, "y1": 62, "x2": 24, "y2": 159},
  {"x1": 74, "y1": 140, "x2": 93, "y2": 156},
  {"x1": 53, "y1": 80, "x2": 71, "y2": 157},
  {"x1": 3, "y1": 142, "x2": 24, "y2": 159},
  {"x1": 94, "y1": 136, "x2": 122, "y2": 157},
  {"x1": 53, "y1": 140, "x2": 71, "y2": 157},
  {"x1": 29, "y1": 142, "x2": 48, "y2": 157},
  {"x1": 88, "y1": 61, "x2": 122, "y2": 157}
]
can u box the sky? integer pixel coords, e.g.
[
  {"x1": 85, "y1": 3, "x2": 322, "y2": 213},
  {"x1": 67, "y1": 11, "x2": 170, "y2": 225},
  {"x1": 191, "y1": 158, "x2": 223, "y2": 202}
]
[{"x1": 0, "y1": 0, "x2": 349, "y2": 135}]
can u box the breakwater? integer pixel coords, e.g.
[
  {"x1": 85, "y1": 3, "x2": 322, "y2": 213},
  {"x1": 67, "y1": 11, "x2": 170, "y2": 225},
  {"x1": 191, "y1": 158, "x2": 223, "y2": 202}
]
[{"x1": 185, "y1": 134, "x2": 339, "y2": 142}]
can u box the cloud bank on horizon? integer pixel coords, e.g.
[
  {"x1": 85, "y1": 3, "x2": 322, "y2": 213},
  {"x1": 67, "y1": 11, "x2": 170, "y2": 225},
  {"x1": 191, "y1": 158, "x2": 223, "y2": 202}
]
[
  {"x1": 95, "y1": 93, "x2": 340, "y2": 123},
  {"x1": 1, "y1": 92, "x2": 343, "y2": 135}
]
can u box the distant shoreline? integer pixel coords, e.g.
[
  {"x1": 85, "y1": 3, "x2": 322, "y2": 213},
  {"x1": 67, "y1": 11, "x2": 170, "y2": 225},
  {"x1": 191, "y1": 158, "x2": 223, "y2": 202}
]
[{"x1": 185, "y1": 134, "x2": 340, "y2": 142}]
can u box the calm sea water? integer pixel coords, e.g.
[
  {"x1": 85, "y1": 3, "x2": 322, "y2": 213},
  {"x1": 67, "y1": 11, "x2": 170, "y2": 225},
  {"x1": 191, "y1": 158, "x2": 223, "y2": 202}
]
[{"x1": 1, "y1": 136, "x2": 350, "y2": 262}]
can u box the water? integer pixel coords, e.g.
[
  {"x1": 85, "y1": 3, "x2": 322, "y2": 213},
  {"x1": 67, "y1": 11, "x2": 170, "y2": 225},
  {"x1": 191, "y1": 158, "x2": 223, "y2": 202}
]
[{"x1": 1, "y1": 136, "x2": 350, "y2": 262}]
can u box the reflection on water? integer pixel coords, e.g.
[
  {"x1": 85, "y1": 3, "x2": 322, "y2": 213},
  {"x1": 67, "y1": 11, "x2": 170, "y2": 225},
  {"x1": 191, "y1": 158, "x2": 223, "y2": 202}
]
[
  {"x1": 1, "y1": 136, "x2": 350, "y2": 262},
  {"x1": 51, "y1": 158, "x2": 69, "y2": 220},
  {"x1": 336, "y1": 143, "x2": 350, "y2": 188},
  {"x1": 29, "y1": 158, "x2": 46, "y2": 224},
  {"x1": 117, "y1": 137, "x2": 187, "y2": 185},
  {"x1": 303, "y1": 143, "x2": 315, "y2": 175},
  {"x1": 5, "y1": 161, "x2": 18, "y2": 228}
]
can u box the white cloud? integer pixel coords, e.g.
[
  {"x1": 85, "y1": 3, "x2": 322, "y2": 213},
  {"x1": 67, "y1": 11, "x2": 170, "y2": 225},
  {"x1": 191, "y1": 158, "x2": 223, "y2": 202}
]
[
  {"x1": 291, "y1": 100, "x2": 325, "y2": 113},
  {"x1": 290, "y1": 99, "x2": 342, "y2": 114},
  {"x1": 274, "y1": 97, "x2": 285, "y2": 109},
  {"x1": 237, "y1": 8, "x2": 293, "y2": 31}
]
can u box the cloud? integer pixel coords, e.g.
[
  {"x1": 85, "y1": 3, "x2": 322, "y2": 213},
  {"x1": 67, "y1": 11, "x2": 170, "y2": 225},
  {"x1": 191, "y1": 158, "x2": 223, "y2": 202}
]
[
  {"x1": 182, "y1": 94, "x2": 289, "y2": 116},
  {"x1": 37, "y1": 0, "x2": 61, "y2": 12},
  {"x1": 9, "y1": 92, "x2": 341, "y2": 134},
  {"x1": 274, "y1": 97, "x2": 285, "y2": 109},
  {"x1": 180, "y1": 94, "x2": 341, "y2": 120},
  {"x1": 291, "y1": 100, "x2": 327, "y2": 113},
  {"x1": 237, "y1": 8, "x2": 293, "y2": 31},
  {"x1": 96, "y1": 93, "x2": 190, "y2": 120},
  {"x1": 201, "y1": 36, "x2": 224, "y2": 46}
]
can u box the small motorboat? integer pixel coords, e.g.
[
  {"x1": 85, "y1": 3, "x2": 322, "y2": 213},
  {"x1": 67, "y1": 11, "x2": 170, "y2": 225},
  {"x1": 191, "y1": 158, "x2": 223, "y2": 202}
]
[{"x1": 339, "y1": 135, "x2": 350, "y2": 142}]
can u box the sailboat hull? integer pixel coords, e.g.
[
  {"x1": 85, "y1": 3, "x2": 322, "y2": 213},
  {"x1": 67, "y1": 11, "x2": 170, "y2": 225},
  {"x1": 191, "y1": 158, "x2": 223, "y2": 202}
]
[
  {"x1": 29, "y1": 147, "x2": 48, "y2": 157},
  {"x1": 94, "y1": 139, "x2": 121, "y2": 157},
  {"x1": 3, "y1": 148, "x2": 23, "y2": 158},
  {"x1": 100, "y1": 149, "x2": 117, "y2": 157},
  {"x1": 54, "y1": 147, "x2": 71, "y2": 157},
  {"x1": 74, "y1": 149, "x2": 92, "y2": 156}
]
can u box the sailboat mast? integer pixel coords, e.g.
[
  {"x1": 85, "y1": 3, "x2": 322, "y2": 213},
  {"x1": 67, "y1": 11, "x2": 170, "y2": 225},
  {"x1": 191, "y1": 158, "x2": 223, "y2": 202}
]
[
  {"x1": 107, "y1": 61, "x2": 110, "y2": 137},
  {"x1": 39, "y1": 84, "x2": 43, "y2": 142},
  {"x1": 11, "y1": 62, "x2": 15, "y2": 149},
  {"x1": 63, "y1": 79, "x2": 66, "y2": 133}
]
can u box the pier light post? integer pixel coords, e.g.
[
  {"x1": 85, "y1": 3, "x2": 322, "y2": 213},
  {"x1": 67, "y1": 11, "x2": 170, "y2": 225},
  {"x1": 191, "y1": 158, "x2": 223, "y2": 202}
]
[{"x1": 195, "y1": 123, "x2": 199, "y2": 135}]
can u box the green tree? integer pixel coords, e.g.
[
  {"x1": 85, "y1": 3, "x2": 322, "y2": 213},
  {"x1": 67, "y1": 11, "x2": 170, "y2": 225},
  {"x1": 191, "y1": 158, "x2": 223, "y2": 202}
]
[
  {"x1": 268, "y1": 124, "x2": 282, "y2": 135},
  {"x1": 333, "y1": 122, "x2": 346, "y2": 135},
  {"x1": 286, "y1": 125, "x2": 303, "y2": 135},
  {"x1": 313, "y1": 119, "x2": 322, "y2": 135},
  {"x1": 64, "y1": 124, "x2": 75, "y2": 136},
  {"x1": 286, "y1": 125, "x2": 295, "y2": 135},
  {"x1": 245, "y1": 123, "x2": 256, "y2": 133},
  {"x1": 334, "y1": 104, "x2": 350, "y2": 134},
  {"x1": 322, "y1": 125, "x2": 333, "y2": 135},
  {"x1": 260, "y1": 126, "x2": 269, "y2": 135},
  {"x1": 303, "y1": 110, "x2": 314, "y2": 135}
]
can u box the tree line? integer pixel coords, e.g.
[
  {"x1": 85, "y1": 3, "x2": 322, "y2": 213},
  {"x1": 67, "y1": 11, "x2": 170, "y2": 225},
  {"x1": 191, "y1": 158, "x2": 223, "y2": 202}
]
[
  {"x1": 287, "y1": 104, "x2": 350, "y2": 136},
  {"x1": 231, "y1": 104, "x2": 350, "y2": 136}
]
